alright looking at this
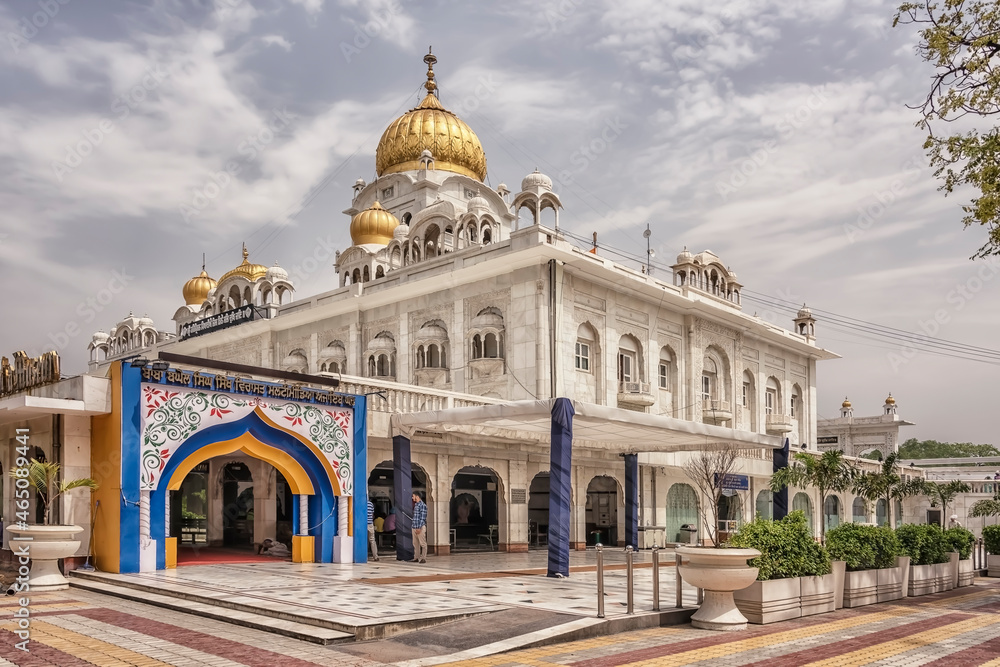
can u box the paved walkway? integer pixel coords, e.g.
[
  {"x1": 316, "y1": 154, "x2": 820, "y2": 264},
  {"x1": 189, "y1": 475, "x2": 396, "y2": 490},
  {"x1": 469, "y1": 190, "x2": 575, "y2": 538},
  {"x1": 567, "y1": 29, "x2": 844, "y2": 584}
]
[{"x1": 0, "y1": 552, "x2": 997, "y2": 665}]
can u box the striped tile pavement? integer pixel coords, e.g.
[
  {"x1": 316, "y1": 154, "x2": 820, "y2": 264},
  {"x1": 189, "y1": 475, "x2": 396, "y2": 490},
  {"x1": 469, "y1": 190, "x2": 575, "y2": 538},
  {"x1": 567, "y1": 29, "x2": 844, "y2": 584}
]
[{"x1": 0, "y1": 577, "x2": 997, "y2": 665}]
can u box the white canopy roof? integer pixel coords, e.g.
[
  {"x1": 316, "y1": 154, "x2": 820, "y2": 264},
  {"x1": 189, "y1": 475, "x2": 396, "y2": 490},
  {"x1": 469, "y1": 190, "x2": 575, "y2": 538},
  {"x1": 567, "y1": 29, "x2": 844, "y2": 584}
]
[{"x1": 391, "y1": 399, "x2": 782, "y2": 453}]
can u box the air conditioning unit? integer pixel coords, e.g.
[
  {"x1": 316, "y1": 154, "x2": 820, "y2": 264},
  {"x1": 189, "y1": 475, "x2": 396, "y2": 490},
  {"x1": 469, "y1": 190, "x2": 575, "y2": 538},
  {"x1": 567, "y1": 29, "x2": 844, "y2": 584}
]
[{"x1": 624, "y1": 382, "x2": 642, "y2": 393}]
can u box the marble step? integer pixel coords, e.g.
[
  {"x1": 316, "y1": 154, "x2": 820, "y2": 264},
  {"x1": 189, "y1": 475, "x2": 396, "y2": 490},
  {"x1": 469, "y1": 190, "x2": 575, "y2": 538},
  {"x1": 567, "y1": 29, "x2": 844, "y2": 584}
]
[{"x1": 69, "y1": 577, "x2": 353, "y2": 645}]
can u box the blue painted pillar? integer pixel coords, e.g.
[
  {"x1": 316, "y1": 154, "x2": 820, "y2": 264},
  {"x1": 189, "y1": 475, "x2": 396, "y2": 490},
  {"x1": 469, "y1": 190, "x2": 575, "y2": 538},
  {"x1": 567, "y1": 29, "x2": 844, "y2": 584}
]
[
  {"x1": 393, "y1": 434, "x2": 414, "y2": 561},
  {"x1": 548, "y1": 398, "x2": 574, "y2": 578},
  {"x1": 624, "y1": 453, "x2": 639, "y2": 550},
  {"x1": 352, "y1": 396, "x2": 368, "y2": 564},
  {"x1": 773, "y1": 437, "x2": 790, "y2": 520}
]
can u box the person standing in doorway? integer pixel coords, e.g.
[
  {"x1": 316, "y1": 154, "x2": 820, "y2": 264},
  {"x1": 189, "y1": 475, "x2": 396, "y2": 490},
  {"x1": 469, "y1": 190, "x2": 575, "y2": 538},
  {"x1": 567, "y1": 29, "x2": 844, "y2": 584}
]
[
  {"x1": 367, "y1": 496, "x2": 380, "y2": 562},
  {"x1": 411, "y1": 492, "x2": 427, "y2": 563}
]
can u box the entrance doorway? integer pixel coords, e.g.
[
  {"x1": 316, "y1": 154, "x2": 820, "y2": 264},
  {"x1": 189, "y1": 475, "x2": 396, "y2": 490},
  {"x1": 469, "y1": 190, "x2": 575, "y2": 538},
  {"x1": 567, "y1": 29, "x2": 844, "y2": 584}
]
[
  {"x1": 586, "y1": 476, "x2": 619, "y2": 546},
  {"x1": 528, "y1": 472, "x2": 549, "y2": 549},
  {"x1": 223, "y1": 462, "x2": 254, "y2": 548},
  {"x1": 451, "y1": 466, "x2": 499, "y2": 551},
  {"x1": 366, "y1": 461, "x2": 429, "y2": 552}
]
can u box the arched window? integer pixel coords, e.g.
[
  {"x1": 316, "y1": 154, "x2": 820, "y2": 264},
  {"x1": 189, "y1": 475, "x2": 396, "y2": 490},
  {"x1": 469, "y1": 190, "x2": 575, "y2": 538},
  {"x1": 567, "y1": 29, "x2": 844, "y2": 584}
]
[
  {"x1": 665, "y1": 483, "x2": 698, "y2": 544},
  {"x1": 368, "y1": 355, "x2": 376, "y2": 376},
  {"x1": 875, "y1": 499, "x2": 888, "y2": 527},
  {"x1": 352, "y1": 268, "x2": 361, "y2": 284},
  {"x1": 344, "y1": 271, "x2": 351, "y2": 285},
  {"x1": 702, "y1": 357, "x2": 718, "y2": 401},
  {"x1": 765, "y1": 377, "x2": 780, "y2": 415},
  {"x1": 576, "y1": 323, "x2": 597, "y2": 372},
  {"x1": 852, "y1": 497, "x2": 867, "y2": 523},
  {"x1": 377, "y1": 354, "x2": 390, "y2": 376},
  {"x1": 472, "y1": 334, "x2": 482, "y2": 359},
  {"x1": 484, "y1": 333, "x2": 499, "y2": 358},
  {"x1": 755, "y1": 489, "x2": 773, "y2": 520},
  {"x1": 792, "y1": 492, "x2": 814, "y2": 536},
  {"x1": 617, "y1": 334, "x2": 641, "y2": 384},
  {"x1": 416, "y1": 345, "x2": 425, "y2": 369},
  {"x1": 363, "y1": 266, "x2": 370, "y2": 282},
  {"x1": 376, "y1": 266, "x2": 385, "y2": 279},
  {"x1": 427, "y1": 343, "x2": 439, "y2": 368},
  {"x1": 482, "y1": 228, "x2": 492, "y2": 244},
  {"x1": 824, "y1": 495, "x2": 841, "y2": 531}
]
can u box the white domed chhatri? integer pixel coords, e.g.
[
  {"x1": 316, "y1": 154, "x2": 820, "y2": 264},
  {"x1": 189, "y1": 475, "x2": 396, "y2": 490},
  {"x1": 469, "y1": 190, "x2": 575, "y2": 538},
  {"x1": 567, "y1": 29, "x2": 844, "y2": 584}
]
[
  {"x1": 267, "y1": 263, "x2": 289, "y2": 283},
  {"x1": 521, "y1": 168, "x2": 552, "y2": 192}
]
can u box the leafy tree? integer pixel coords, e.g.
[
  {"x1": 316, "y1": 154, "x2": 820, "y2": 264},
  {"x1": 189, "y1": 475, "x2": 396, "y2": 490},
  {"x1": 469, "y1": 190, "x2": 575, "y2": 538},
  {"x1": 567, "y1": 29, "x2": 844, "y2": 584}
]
[
  {"x1": 920, "y1": 480, "x2": 972, "y2": 522},
  {"x1": 770, "y1": 450, "x2": 856, "y2": 544},
  {"x1": 897, "y1": 438, "x2": 1000, "y2": 459},
  {"x1": 852, "y1": 452, "x2": 925, "y2": 528},
  {"x1": 895, "y1": 2, "x2": 1000, "y2": 257},
  {"x1": 969, "y1": 497, "x2": 1000, "y2": 518}
]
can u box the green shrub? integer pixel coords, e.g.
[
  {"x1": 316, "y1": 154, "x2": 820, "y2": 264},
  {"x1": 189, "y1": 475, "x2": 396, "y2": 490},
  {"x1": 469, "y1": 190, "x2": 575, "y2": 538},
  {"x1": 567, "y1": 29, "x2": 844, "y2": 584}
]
[
  {"x1": 826, "y1": 523, "x2": 900, "y2": 571},
  {"x1": 945, "y1": 526, "x2": 975, "y2": 560},
  {"x1": 896, "y1": 524, "x2": 950, "y2": 565},
  {"x1": 727, "y1": 510, "x2": 831, "y2": 580},
  {"x1": 984, "y1": 524, "x2": 1000, "y2": 555}
]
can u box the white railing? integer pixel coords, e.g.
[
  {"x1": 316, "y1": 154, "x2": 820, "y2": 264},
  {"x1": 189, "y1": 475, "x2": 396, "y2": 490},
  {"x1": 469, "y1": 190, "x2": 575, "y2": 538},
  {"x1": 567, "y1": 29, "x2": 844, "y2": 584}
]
[
  {"x1": 327, "y1": 373, "x2": 504, "y2": 414},
  {"x1": 618, "y1": 381, "x2": 651, "y2": 394},
  {"x1": 702, "y1": 399, "x2": 732, "y2": 412}
]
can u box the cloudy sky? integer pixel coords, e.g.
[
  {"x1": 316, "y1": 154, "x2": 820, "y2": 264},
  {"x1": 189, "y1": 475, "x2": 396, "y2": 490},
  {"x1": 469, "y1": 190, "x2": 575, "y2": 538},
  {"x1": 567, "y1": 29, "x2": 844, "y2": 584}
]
[{"x1": 1, "y1": 0, "x2": 997, "y2": 446}]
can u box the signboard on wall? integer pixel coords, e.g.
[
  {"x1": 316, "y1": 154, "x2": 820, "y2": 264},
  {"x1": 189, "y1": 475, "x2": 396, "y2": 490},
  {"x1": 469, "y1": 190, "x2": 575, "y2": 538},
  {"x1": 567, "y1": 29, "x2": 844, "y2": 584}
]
[
  {"x1": 714, "y1": 473, "x2": 750, "y2": 491},
  {"x1": 179, "y1": 305, "x2": 260, "y2": 341},
  {"x1": 817, "y1": 436, "x2": 839, "y2": 445}
]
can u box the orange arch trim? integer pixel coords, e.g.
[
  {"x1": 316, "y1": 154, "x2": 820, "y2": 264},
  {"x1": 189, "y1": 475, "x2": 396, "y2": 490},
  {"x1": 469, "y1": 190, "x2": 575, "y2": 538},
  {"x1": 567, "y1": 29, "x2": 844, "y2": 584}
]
[
  {"x1": 166, "y1": 432, "x2": 315, "y2": 494},
  {"x1": 251, "y1": 406, "x2": 343, "y2": 495}
]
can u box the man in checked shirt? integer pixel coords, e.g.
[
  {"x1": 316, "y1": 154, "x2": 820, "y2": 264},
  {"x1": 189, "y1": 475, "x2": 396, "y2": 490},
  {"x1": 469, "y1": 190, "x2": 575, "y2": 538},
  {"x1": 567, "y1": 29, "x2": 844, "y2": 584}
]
[{"x1": 411, "y1": 491, "x2": 428, "y2": 563}]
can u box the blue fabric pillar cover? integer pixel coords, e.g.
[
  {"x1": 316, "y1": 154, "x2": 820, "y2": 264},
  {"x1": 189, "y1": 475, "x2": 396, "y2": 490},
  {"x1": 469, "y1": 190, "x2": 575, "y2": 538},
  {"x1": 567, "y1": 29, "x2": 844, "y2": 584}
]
[
  {"x1": 393, "y1": 434, "x2": 414, "y2": 561},
  {"x1": 352, "y1": 396, "x2": 368, "y2": 564},
  {"x1": 624, "y1": 454, "x2": 639, "y2": 550},
  {"x1": 548, "y1": 398, "x2": 574, "y2": 578},
  {"x1": 773, "y1": 437, "x2": 790, "y2": 520}
]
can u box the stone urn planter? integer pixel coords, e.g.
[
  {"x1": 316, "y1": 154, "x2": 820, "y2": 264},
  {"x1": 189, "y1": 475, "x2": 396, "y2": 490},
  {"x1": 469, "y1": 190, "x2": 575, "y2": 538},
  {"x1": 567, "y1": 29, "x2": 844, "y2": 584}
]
[
  {"x1": 677, "y1": 546, "x2": 761, "y2": 631},
  {"x1": 958, "y1": 558, "x2": 974, "y2": 587},
  {"x1": 5, "y1": 525, "x2": 84, "y2": 591}
]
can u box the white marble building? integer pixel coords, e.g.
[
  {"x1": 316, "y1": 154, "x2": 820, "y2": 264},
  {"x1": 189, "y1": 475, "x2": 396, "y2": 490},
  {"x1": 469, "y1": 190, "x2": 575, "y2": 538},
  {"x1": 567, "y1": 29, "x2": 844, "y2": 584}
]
[{"x1": 80, "y1": 51, "x2": 843, "y2": 555}]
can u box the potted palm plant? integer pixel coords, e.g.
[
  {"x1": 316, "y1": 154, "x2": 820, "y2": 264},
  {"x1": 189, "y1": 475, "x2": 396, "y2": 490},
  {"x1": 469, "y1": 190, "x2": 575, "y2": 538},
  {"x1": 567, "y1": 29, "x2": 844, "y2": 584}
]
[{"x1": 6, "y1": 459, "x2": 99, "y2": 591}]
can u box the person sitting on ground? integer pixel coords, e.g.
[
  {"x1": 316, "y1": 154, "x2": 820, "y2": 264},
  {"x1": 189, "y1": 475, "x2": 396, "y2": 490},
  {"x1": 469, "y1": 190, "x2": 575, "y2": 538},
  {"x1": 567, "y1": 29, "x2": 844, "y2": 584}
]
[{"x1": 257, "y1": 538, "x2": 290, "y2": 557}]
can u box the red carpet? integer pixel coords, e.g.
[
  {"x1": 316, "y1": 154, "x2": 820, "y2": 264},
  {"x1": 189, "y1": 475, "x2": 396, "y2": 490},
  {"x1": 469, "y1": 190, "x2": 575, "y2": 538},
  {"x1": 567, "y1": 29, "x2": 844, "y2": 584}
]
[{"x1": 177, "y1": 547, "x2": 288, "y2": 565}]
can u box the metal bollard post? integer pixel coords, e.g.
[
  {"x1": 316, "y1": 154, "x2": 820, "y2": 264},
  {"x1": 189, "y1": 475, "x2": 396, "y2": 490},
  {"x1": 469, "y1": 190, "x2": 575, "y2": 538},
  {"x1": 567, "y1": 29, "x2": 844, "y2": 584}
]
[
  {"x1": 596, "y1": 544, "x2": 605, "y2": 619},
  {"x1": 675, "y1": 553, "x2": 683, "y2": 608},
  {"x1": 652, "y1": 546, "x2": 660, "y2": 611},
  {"x1": 625, "y1": 545, "x2": 634, "y2": 615}
]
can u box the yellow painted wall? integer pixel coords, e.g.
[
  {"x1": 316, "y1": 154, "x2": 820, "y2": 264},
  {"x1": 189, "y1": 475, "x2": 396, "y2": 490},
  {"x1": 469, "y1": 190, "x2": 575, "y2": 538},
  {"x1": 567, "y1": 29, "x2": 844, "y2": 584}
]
[{"x1": 90, "y1": 364, "x2": 121, "y2": 573}]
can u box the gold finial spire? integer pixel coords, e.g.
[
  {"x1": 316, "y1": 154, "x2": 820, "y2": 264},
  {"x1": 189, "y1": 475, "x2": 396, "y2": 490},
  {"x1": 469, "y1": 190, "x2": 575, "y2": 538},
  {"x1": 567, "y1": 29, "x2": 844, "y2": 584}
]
[
  {"x1": 242, "y1": 242, "x2": 249, "y2": 262},
  {"x1": 423, "y1": 47, "x2": 437, "y2": 96},
  {"x1": 202, "y1": 252, "x2": 206, "y2": 272}
]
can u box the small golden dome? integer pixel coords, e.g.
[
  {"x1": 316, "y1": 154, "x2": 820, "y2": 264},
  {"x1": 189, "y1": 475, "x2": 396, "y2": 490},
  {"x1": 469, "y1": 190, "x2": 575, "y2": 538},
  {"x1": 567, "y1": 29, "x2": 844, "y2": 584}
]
[
  {"x1": 183, "y1": 267, "x2": 217, "y2": 306},
  {"x1": 885, "y1": 393, "x2": 895, "y2": 405},
  {"x1": 350, "y1": 201, "x2": 399, "y2": 245},
  {"x1": 842, "y1": 397, "x2": 852, "y2": 409},
  {"x1": 219, "y1": 245, "x2": 268, "y2": 284},
  {"x1": 375, "y1": 50, "x2": 487, "y2": 181}
]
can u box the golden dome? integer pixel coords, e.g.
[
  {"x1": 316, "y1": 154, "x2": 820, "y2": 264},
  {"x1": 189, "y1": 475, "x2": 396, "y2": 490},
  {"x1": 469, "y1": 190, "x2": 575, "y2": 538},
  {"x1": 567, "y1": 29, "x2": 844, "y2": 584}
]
[
  {"x1": 219, "y1": 245, "x2": 268, "y2": 284},
  {"x1": 182, "y1": 269, "x2": 217, "y2": 306},
  {"x1": 842, "y1": 397, "x2": 852, "y2": 409},
  {"x1": 885, "y1": 393, "x2": 895, "y2": 405},
  {"x1": 351, "y1": 201, "x2": 399, "y2": 245},
  {"x1": 375, "y1": 50, "x2": 487, "y2": 181}
]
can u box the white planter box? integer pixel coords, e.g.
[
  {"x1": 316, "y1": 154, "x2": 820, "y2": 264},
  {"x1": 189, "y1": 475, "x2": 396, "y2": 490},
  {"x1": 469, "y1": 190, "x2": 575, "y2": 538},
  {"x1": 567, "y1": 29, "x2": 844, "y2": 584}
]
[
  {"x1": 989, "y1": 554, "x2": 1000, "y2": 578},
  {"x1": 734, "y1": 577, "x2": 802, "y2": 624},
  {"x1": 947, "y1": 552, "x2": 960, "y2": 590},
  {"x1": 843, "y1": 569, "x2": 878, "y2": 608},
  {"x1": 934, "y1": 561, "x2": 951, "y2": 592},
  {"x1": 800, "y1": 573, "x2": 835, "y2": 616},
  {"x1": 897, "y1": 556, "x2": 911, "y2": 597},
  {"x1": 831, "y1": 560, "x2": 846, "y2": 610},
  {"x1": 958, "y1": 558, "x2": 974, "y2": 587},
  {"x1": 877, "y1": 560, "x2": 905, "y2": 603},
  {"x1": 909, "y1": 563, "x2": 936, "y2": 597}
]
